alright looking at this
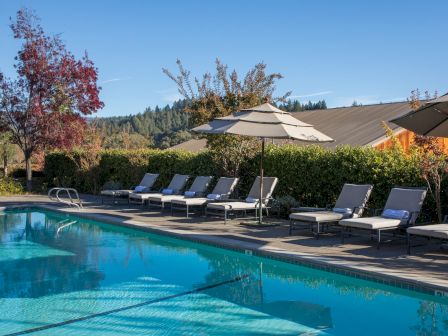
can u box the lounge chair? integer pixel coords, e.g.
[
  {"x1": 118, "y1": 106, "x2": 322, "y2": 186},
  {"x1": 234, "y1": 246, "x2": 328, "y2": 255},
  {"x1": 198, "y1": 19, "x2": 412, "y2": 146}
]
[
  {"x1": 170, "y1": 177, "x2": 239, "y2": 218},
  {"x1": 407, "y1": 220, "x2": 448, "y2": 254},
  {"x1": 100, "y1": 173, "x2": 159, "y2": 204},
  {"x1": 147, "y1": 175, "x2": 213, "y2": 209},
  {"x1": 289, "y1": 183, "x2": 373, "y2": 238},
  {"x1": 339, "y1": 187, "x2": 427, "y2": 249},
  {"x1": 129, "y1": 174, "x2": 189, "y2": 205},
  {"x1": 206, "y1": 176, "x2": 278, "y2": 223}
]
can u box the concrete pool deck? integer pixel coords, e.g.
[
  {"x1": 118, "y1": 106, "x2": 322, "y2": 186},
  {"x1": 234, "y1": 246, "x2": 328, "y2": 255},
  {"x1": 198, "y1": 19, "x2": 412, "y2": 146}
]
[{"x1": 1, "y1": 194, "x2": 448, "y2": 294}]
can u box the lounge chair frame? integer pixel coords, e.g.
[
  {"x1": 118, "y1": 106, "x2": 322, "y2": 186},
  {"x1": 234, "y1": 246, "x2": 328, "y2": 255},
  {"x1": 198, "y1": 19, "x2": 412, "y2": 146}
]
[
  {"x1": 101, "y1": 173, "x2": 159, "y2": 205},
  {"x1": 407, "y1": 215, "x2": 448, "y2": 254},
  {"x1": 205, "y1": 197, "x2": 275, "y2": 223},
  {"x1": 129, "y1": 174, "x2": 189, "y2": 206},
  {"x1": 340, "y1": 187, "x2": 427, "y2": 249},
  {"x1": 289, "y1": 184, "x2": 373, "y2": 239},
  {"x1": 289, "y1": 205, "x2": 365, "y2": 239},
  {"x1": 170, "y1": 177, "x2": 239, "y2": 218}
]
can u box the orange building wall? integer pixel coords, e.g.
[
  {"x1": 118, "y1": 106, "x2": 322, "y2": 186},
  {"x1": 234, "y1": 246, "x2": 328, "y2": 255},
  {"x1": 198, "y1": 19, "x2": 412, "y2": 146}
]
[{"x1": 376, "y1": 130, "x2": 448, "y2": 152}]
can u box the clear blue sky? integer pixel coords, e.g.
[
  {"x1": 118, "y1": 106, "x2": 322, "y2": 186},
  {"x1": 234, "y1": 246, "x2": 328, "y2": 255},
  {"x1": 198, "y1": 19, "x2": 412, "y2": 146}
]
[{"x1": 1, "y1": 0, "x2": 447, "y2": 117}]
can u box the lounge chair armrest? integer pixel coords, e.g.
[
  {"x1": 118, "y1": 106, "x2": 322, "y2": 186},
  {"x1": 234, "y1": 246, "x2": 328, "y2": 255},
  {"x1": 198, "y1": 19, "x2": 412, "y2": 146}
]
[{"x1": 290, "y1": 206, "x2": 327, "y2": 213}]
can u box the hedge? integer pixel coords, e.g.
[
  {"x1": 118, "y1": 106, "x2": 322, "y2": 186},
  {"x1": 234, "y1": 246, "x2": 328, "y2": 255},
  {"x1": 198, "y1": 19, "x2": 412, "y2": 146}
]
[
  {"x1": 44, "y1": 145, "x2": 441, "y2": 216},
  {"x1": 0, "y1": 177, "x2": 23, "y2": 195}
]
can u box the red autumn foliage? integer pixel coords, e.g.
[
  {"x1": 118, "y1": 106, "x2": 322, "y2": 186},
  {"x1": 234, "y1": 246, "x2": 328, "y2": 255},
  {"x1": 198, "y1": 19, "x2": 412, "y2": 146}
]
[{"x1": 0, "y1": 9, "x2": 104, "y2": 190}]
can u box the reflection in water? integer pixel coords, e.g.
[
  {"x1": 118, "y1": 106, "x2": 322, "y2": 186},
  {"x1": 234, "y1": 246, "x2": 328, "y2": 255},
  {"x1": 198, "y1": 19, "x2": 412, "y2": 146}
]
[
  {"x1": 0, "y1": 209, "x2": 447, "y2": 335},
  {"x1": 0, "y1": 211, "x2": 104, "y2": 298}
]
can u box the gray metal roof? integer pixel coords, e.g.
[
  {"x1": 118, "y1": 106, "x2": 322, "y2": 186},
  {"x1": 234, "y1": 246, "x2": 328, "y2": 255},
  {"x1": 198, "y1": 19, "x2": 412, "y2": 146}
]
[{"x1": 169, "y1": 101, "x2": 412, "y2": 152}]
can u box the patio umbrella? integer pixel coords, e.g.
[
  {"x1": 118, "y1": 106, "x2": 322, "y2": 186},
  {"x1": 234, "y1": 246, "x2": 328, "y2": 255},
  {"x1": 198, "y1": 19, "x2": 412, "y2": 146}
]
[
  {"x1": 191, "y1": 103, "x2": 334, "y2": 224},
  {"x1": 390, "y1": 93, "x2": 448, "y2": 136}
]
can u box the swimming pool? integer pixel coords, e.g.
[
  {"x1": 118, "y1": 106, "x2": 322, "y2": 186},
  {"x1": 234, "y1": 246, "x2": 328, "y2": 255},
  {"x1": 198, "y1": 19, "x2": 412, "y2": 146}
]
[{"x1": 0, "y1": 208, "x2": 447, "y2": 335}]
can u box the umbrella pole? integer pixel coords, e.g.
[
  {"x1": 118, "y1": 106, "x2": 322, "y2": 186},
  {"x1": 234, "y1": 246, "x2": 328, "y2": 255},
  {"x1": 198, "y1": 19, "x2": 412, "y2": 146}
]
[{"x1": 259, "y1": 138, "x2": 265, "y2": 224}]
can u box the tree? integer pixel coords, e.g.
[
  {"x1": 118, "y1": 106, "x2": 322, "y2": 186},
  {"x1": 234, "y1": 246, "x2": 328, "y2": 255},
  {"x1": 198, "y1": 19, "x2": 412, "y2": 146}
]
[
  {"x1": 0, "y1": 133, "x2": 18, "y2": 177},
  {"x1": 0, "y1": 9, "x2": 103, "y2": 190},
  {"x1": 409, "y1": 89, "x2": 447, "y2": 222},
  {"x1": 103, "y1": 132, "x2": 152, "y2": 150},
  {"x1": 163, "y1": 59, "x2": 290, "y2": 176}
]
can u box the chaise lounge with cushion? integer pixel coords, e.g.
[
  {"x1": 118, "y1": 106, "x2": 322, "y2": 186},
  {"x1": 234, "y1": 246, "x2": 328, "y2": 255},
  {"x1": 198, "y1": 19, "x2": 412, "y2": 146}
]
[
  {"x1": 407, "y1": 220, "x2": 448, "y2": 254},
  {"x1": 129, "y1": 174, "x2": 189, "y2": 205},
  {"x1": 100, "y1": 173, "x2": 159, "y2": 204},
  {"x1": 206, "y1": 176, "x2": 278, "y2": 223},
  {"x1": 339, "y1": 187, "x2": 427, "y2": 249},
  {"x1": 147, "y1": 175, "x2": 213, "y2": 209},
  {"x1": 289, "y1": 183, "x2": 373, "y2": 238},
  {"x1": 170, "y1": 177, "x2": 239, "y2": 217}
]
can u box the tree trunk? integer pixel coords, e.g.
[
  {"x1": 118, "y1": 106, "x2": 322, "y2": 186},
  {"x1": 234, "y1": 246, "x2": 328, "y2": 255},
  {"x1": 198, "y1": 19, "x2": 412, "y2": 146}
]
[
  {"x1": 25, "y1": 151, "x2": 32, "y2": 192},
  {"x1": 2, "y1": 153, "x2": 7, "y2": 177}
]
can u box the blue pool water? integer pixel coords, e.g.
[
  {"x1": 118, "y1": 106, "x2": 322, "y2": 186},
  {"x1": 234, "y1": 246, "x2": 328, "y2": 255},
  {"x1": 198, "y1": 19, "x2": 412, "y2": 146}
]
[{"x1": 0, "y1": 209, "x2": 447, "y2": 335}]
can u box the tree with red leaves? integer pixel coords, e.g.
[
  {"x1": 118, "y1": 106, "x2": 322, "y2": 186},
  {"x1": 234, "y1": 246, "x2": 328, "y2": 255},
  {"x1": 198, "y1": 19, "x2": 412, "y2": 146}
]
[{"x1": 0, "y1": 9, "x2": 103, "y2": 190}]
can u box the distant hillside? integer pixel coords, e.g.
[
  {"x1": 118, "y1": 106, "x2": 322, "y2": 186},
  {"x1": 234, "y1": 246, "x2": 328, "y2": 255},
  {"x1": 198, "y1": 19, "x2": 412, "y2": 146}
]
[
  {"x1": 92, "y1": 98, "x2": 327, "y2": 149},
  {"x1": 92, "y1": 100, "x2": 191, "y2": 148}
]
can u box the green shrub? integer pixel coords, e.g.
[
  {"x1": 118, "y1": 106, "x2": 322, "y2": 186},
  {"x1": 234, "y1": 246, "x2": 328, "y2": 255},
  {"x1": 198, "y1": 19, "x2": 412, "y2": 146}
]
[
  {"x1": 45, "y1": 145, "x2": 436, "y2": 217},
  {"x1": 0, "y1": 177, "x2": 23, "y2": 195}
]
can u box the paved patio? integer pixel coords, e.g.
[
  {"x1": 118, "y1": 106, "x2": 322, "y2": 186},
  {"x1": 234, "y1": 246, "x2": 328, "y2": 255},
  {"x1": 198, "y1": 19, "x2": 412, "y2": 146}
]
[{"x1": 1, "y1": 194, "x2": 448, "y2": 293}]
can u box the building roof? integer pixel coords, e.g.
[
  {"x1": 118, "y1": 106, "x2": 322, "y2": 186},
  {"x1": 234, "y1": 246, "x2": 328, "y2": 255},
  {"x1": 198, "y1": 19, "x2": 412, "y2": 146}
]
[
  {"x1": 168, "y1": 101, "x2": 412, "y2": 152},
  {"x1": 169, "y1": 138, "x2": 208, "y2": 152}
]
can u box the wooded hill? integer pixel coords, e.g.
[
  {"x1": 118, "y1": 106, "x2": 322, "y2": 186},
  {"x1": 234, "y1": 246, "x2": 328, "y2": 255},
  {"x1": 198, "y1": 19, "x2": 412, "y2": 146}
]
[{"x1": 92, "y1": 98, "x2": 327, "y2": 149}]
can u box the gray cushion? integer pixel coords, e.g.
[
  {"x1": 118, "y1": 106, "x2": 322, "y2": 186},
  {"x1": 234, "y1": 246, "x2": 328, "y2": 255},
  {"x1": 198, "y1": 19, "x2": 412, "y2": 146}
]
[
  {"x1": 188, "y1": 176, "x2": 213, "y2": 194},
  {"x1": 384, "y1": 188, "x2": 427, "y2": 213},
  {"x1": 290, "y1": 211, "x2": 345, "y2": 222},
  {"x1": 207, "y1": 201, "x2": 265, "y2": 211},
  {"x1": 211, "y1": 177, "x2": 239, "y2": 196},
  {"x1": 247, "y1": 176, "x2": 278, "y2": 203},
  {"x1": 129, "y1": 192, "x2": 155, "y2": 200},
  {"x1": 334, "y1": 184, "x2": 373, "y2": 210},
  {"x1": 407, "y1": 224, "x2": 448, "y2": 239},
  {"x1": 172, "y1": 198, "x2": 209, "y2": 206},
  {"x1": 148, "y1": 195, "x2": 184, "y2": 203},
  {"x1": 139, "y1": 173, "x2": 159, "y2": 188},
  {"x1": 167, "y1": 174, "x2": 190, "y2": 192},
  {"x1": 339, "y1": 217, "x2": 402, "y2": 229}
]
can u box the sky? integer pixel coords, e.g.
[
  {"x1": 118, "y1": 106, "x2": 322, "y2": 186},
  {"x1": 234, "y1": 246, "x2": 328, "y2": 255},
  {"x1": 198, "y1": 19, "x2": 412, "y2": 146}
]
[{"x1": 0, "y1": 0, "x2": 447, "y2": 117}]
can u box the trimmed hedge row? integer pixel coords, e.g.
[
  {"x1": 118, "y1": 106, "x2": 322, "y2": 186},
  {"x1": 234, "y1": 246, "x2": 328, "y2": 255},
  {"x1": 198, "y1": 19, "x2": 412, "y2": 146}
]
[
  {"x1": 0, "y1": 177, "x2": 23, "y2": 195},
  {"x1": 44, "y1": 145, "x2": 436, "y2": 214}
]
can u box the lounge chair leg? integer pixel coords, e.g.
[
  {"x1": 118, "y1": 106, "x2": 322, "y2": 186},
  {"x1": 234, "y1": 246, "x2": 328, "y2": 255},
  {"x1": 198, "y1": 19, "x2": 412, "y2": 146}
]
[
  {"x1": 341, "y1": 226, "x2": 345, "y2": 244},
  {"x1": 224, "y1": 210, "x2": 227, "y2": 224},
  {"x1": 377, "y1": 230, "x2": 381, "y2": 250},
  {"x1": 289, "y1": 219, "x2": 293, "y2": 235},
  {"x1": 186, "y1": 205, "x2": 189, "y2": 218},
  {"x1": 315, "y1": 222, "x2": 320, "y2": 240}
]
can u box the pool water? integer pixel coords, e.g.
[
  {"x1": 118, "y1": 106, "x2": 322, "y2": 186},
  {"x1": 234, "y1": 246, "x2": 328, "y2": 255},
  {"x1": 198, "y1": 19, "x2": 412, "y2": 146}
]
[{"x1": 0, "y1": 209, "x2": 447, "y2": 335}]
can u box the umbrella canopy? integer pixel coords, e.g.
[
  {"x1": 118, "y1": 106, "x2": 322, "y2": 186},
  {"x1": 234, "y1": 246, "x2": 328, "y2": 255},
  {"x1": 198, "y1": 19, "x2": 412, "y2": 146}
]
[
  {"x1": 192, "y1": 103, "x2": 334, "y2": 225},
  {"x1": 192, "y1": 103, "x2": 334, "y2": 142},
  {"x1": 390, "y1": 93, "x2": 448, "y2": 137}
]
